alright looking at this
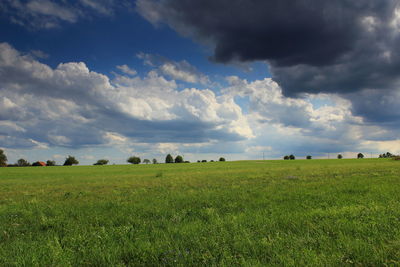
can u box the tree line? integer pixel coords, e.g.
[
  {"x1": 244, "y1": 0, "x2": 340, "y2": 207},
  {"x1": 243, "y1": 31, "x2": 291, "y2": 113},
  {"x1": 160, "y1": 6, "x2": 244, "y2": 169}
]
[
  {"x1": 0, "y1": 149, "x2": 227, "y2": 167},
  {"x1": 282, "y1": 152, "x2": 399, "y2": 160},
  {"x1": 126, "y1": 154, "x2": 226, "y2": 164},
  {"x1": 1, "y1": 148, "x2": 399, "y2": 167},
  {"x1": 0, "y1": 151, "x2": 79, "y2": 167}
]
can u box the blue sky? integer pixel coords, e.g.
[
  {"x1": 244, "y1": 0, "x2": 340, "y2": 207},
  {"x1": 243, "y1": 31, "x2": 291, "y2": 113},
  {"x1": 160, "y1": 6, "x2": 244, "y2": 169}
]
[{"x1": 1, "y1": 0, "x2": 399, "y2": 165}]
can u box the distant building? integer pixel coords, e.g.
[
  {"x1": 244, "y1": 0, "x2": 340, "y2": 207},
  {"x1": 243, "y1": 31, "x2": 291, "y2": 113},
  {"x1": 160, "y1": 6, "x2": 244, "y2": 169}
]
[{"x1": 32, "y1": 161, "x2": 46, "y2": 166}]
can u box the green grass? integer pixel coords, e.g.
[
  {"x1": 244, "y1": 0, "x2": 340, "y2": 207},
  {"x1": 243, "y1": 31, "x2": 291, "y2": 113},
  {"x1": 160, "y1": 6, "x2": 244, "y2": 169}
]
[{"x1": 0, "y1": 159, "x2": 399, "y2": 266}]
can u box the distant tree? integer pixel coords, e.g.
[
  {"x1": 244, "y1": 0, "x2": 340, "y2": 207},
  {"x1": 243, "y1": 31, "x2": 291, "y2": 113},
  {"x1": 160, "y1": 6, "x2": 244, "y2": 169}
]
[
  {"x1": 306, "y1": 155, "x2": 312, "y2": 160},
  {"x1": 94, "y1": 159, "x2": 109, "y2": 165},
  {"x1": 17, "y1": 158, "x2": 30, "y2": 167},
  {"x1": 219, "y1": 157, "x2": 226, "y2": 162},
  {"x1": 210, "y1": 160, "x2": 215, "y2": 162},
  {"x1": 380, "y1": 152, "x2": 393, "y2": 158},
  {"x1": 152, "y1": 158, "x2": 158, "y2": 164},
  {"x1": 63, "y1": 156, "x2": 79, "y2": 166},
  {"x1": 175, "y1": 155, "x2": 184, "y2": 163},
  {"x1": 46, "y1": 160, "x2": 56, "y2": 166},
  {"x1": 289, "y1": 154, "x2": 295, "y2": 160},
  {"x1": 197, "y1": 160, "x2": 201, "y2": 163},
  {"x1": 127, "y1": 156, "x2": 141, "y2": 164},
  {"x1": 0, "y1": 149, "x2": 7, "y2": 167},
  {"x1": 184, "y1": 161, "x2": 190, "y2": 163},
  {"x1": 143, "y1": 159, "x2": 151, "y2": 164},
  {"x1": 283, "y1": 155, "x2": 290, "y2": 160},
  {"x1": 201, "y1": 160, "x2": 207, "y2": 163},
  {"x1": 357, "y1": 153, "x2": 364, "y2": 159},
  {"x1": 165, "y1": 154, "x2": 174, "y2": 164},
  {"x1": 337, "y1": 154, "x2": 343, "y2": 159}
]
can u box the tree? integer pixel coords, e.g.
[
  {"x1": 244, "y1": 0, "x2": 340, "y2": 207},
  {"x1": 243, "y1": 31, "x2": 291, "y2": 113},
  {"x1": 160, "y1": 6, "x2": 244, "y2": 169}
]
[
  {"x1": 357, "y1": 153, "x2": 364, "y2": 159},
  {"x1": 175, "y1": 155, "x2": 183, "y2": 163},
  {"x1": 63, "y1": 156, "x2": 79, "y2": 166},
  {"x1": 219, "y1": 157, "x2": 226, "y2": 162},
  {"x1": 337, "y1": 154, "x2": 343, "y2": 159},
  {"x1": 283, "y1": 155, "x2": 289, "y2": 160},
  {"x1": 46, "y1": 160, "x2": 56, "y2": 166},
  {"x1": 306, "y1": 155, "x2": 312, "y2": 160},
  {"x1": 152, "y1": 158, "x2": 158, "y2": 164},
  {"x1": 201, "y1": 160, "x2": 207, "y2": 162},
  {"x1": 143, "y1": 159, "x2": 151, "y2": 164},
  {"x1": 17, "y1": 158, "x2": 30, "y2": 167},
  {"x1": 0, "y1": 149, "x2": 7, "y2": 167},
  {"x1": 165, "y1": 154, "x2": 174, "y2": 164},
  {"x1": 380, "y1": 152, "x2": 393, "y2": 158},
  {"x1": 127, "y1": 156, "x2": 141, "y2": 164},
  {"x1": 289, "y1": 154, "x2": 295, "y2": 160},
  {"x1": 94, "y1": 159, "x2": 109, "y2": 165}
]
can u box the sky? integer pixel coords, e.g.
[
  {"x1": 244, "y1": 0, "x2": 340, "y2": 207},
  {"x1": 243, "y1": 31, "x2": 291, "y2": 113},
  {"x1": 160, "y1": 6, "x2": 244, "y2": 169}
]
[{"x1": 0, "y1": 0, "x2": 400, "y2": 165}]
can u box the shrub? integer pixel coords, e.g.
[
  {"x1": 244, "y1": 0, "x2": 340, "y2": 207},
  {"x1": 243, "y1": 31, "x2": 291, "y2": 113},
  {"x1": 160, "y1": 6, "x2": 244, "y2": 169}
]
[
  {"x1": 379, "y1": 152, "x2": 394, "y2": 158},
  {"x1": 46, "y1": 160, "x2": 56, "y2": 166},
  {"x1": 127, "y1": 156, "x2": 141, "y2": 164},
  {"x1": 143, "y1": 159, "x2": 151, "y2": 164},
  {"x1": 165, "y1": 154, "x2": 174, "y2": 164},
  {"x1": 219, "y1": 157, "x2": 226, "y2": 162},
  {"x1": 337, "y1": 154, "x2": 343, "y2": 159},
  {"x1": 64, "y1": 156, "x2": 79, "y2": 166},
  {"x1": 306, "y1": 155, "x2": 312, "y2": 160},
  {"x1": 17, "y1": 158, "x2": 30, "y2": 167},
  {"x1": 357, "y1": 153, "x2": 364, "y2": 159},
  {"x1": 201, "y1": 160, "x2": 207, "y2": 163},
  {"x1": 283, "y1": 155, "x2": 289, "y2": 160},
  {"x1": 94, "y1": 159, "x2": 109, "y2": 165},
  {"x1": 289, "y1": 154, "x2": 295, "y2": 160},
  {"x1": 175, "y1": 155, "x2": 184, "y2": 163},
  {"x1": 0, "y1": 149, "x2": 7, "y2": 167},
  {"x1": 152, "y1": 158, "x2": 158, "y2": 164}
]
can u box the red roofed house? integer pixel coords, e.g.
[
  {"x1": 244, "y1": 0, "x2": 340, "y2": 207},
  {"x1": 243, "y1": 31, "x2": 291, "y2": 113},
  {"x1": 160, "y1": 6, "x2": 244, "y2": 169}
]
[{"x1": 32, "y1": 161, "x2": 46, "y2": 166}]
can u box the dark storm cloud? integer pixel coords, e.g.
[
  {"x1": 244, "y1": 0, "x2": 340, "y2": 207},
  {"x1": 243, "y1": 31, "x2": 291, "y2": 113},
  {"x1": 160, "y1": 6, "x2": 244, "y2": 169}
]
[
  {"x1": 137, "y1": 0, "x2": 393, "y2": 65},
  {"x1": 137, "y1": 0, "x2": 400, "y2": 124}
]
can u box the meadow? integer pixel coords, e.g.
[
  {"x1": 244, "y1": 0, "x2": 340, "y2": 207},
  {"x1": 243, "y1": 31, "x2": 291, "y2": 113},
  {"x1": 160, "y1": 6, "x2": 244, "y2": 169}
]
[{"x1": 0, "y1": 159, "x2": 399, "y2": 266}]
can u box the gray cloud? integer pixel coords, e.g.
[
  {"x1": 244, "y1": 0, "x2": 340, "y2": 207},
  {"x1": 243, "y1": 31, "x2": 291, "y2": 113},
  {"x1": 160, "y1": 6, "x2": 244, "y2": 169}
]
[
  {"x1": 137, "y1": 0, "x2": 400, "y2": 124},
  {"x1": 137, "y1": 53, "x2": 210, "y2": 84},
  {"x1": 0, "y1": 0, "x2": 132, "y2": 29}
]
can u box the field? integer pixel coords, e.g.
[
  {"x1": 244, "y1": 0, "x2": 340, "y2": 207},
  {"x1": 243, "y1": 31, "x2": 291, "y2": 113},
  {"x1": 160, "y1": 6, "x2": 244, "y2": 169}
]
[{"x1": 0, "y1": 159, "x2": 399, "y2": 266}]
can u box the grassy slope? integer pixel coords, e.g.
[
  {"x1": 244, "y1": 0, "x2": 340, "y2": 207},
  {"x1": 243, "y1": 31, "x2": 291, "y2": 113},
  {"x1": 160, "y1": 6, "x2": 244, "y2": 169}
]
[{"x1": 0, "y1": 159, "x2": 399, "y2": 266}]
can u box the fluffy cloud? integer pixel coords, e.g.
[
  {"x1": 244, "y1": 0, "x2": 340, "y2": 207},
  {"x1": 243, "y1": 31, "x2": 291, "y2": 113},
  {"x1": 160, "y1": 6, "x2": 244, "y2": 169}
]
[{"x1": 0, "y1": 42, "x2": 252, "y2": 149}]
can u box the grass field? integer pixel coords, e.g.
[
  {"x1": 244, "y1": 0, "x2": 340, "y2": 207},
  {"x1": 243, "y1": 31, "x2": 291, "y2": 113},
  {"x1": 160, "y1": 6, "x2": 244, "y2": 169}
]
[{"x1": 0, "y1": 159, "x2": 399, "y2": 266}]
